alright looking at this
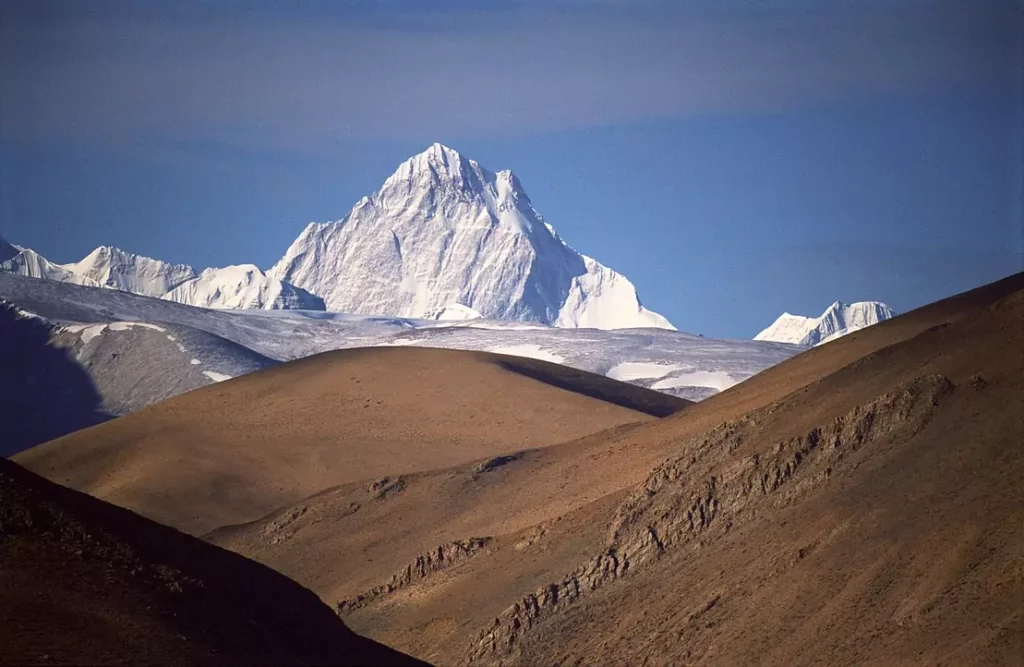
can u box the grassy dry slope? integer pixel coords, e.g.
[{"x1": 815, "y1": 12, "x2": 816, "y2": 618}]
[
  {"x1": 14, "y1": 346, "x2": 686, "y2": 535},
  {"x1": 211, "y1": 273, "x2": 1023, "y2": 665}
]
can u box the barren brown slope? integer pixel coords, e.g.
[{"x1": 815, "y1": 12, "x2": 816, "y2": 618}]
[
  {"x1": 209, "y1": 273, "x2": 1023, "y2": 665},
  {"x1": 14, "y1": 346, "x2": 685, "y2": 534},
  {"x1": 0, "y1": 457, "x2": 424, "y2": 667},
  {"x1": 487, "y1": 286, "x2": 1024, "y2": 666}
]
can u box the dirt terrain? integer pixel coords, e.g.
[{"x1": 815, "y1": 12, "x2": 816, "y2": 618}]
[
  {"x1": 209, "y1": 273, "x2": 1024, "y2": 665},
  {"x1": 0, "y1": 457, "x2": 423, "y2": 666},
  {"x1": 12, "y1": 273, "x2": 1023, "y2": 665},
  {"x1": 14, "y1": 347, "x2": 685, "y2": 534}
]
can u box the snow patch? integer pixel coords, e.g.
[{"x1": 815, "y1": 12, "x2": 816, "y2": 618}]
[
  {"x1": 77, "y1": 324, "x2": 108, "y2": 344},
  {"x1": 606, "y1": 362, "x2": 679, "y2": 382},
  {"x1": 190, "y1": 359, "x2": 201, "y2": 365},
  {"x1": 108, "y1": 321, "x2": 165, "y2": 333},
  {"x1": 651, "y1": 370, "x2": 737, "y2": 392},
  {"x1": 202, "y1": 371, "x2": 233, "y2": 383},
  {"x1": 487, "y1": 344, "x2": 565, "y2": 364}
]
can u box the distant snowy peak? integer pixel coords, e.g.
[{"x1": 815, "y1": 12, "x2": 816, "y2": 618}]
[
  {"x1": 755, "y1": 300, "x2": 895, "y2": 346},
  {"x1": 0, "y1": 241, "x2": 321, "y2": 311},
  {"x1": 65, "y1": 245, "x2": 198, "y2": 297},
  {"x1": 271, "y1": 142, "x2": 674, "y2": 330},
  {"x1": 0, "y1": 244, "x2": 103, "y2": 288},
  {"x1": 163, "y1": 264, "x2": 325, "y2": 311}
]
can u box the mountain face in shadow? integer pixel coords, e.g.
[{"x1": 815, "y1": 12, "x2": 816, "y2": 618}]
[
  {"x1": 0, "y1": 303, "x2": 112, "y2": 456},
  {"x1": 0, "y1": 456, "x2": 426, "y2": 665}
]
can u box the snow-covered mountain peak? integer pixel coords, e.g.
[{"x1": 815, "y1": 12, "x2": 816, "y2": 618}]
[
  {"x1": 384, "y1": 142, "x2": 481, "y2": 190},
  {"x1": 271, "y1": 145, "x2": 673, "y2": 330},
  {"x1": 163, "y1": 264, "x2": 325, "y2": 311},
  {"x1": 755, "y1": 300, "x2": 895, "y2": 346},
  {"x1": 65, "y1": 245, "x2": 198, "y2": 297}
]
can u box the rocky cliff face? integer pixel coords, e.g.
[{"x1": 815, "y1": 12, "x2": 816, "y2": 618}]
[{"x1": 466, "y1": 373, "x2": 953, "y2": 664}]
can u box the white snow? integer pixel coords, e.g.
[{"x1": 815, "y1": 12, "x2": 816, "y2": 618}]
[
  {"x1": 190, "y1": 358, "x2": 202, "y2": 365},
  {"x1": 64, "y1": 246, "x2": 197, "y2": 297},
  {"x1": 651, "y1": 370, "x2": 737, "y2": 392},
  {"x1": 202, "y1": 371, "x2": 233, "y2": 382},
  {"x1": 270, "y1": 143, "x2": 674, "y2": 331},
  {"x1": 163, "y1": 264, "x2": 324, "y2": 311},
  {"x1": 108, "y1": 321, "x2": 165, "y2": 333},
  {"x1": 77, "y1": 325, "x2": 108, "y2": 344},
  {"x1": 755, "y1": 301, "x2": 895, "y2": 346},
  {"x1": 0, "y1": 247, "x2": 104, "y2": 288},
  {"x1": 0, "y1": 269, "x2": 803, "y2": 404},
  {"x1": 487, "y1": 344, "x2": 565, "y2": 364},
  {"x1": 606, "y1": 362, "x2": 680, "y2": 382},
  {"x1": 425, "y1": 303, "x2": 483, "y2": 321}
]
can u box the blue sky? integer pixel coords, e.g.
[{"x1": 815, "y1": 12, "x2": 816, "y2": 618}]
[{"x1": 1, "y1": 0, "x2": 1020, "y2": 338}]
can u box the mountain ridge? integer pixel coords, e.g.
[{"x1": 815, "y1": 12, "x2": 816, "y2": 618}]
[
  {"x1": 755, "y1": 300, "x2": 895, "y2": 346},
  {"x1": 270, "y1": 143, "x2": 675, "y2": 330}
]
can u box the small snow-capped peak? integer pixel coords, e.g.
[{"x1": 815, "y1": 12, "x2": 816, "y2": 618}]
[
  {"x1": 67, "y1": 245, "x2": 198, "y2": 298},
  {"x1": 755, "y1": 300, "x2": 895, "y2": 346}
]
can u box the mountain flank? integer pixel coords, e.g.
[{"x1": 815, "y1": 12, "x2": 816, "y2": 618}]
[
  {"x1": 15, "y1": 346, "x2": 687, "y2": 535},
  {"x1": 0, "y1": 457, "x2": 423, "y2": 666},
  {"x1": 205, "y1": 273, "x2": 1021, "y2": 665}
]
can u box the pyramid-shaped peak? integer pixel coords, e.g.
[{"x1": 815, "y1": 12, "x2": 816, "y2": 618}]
[
  {"x1": 410, "y1": 143, "x2": 474, "y2": 171},
  {"x1": 384, "y1": 143, "x2": 488, "y2": 190}
]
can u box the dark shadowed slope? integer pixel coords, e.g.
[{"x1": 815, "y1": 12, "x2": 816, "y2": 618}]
[
  {"x1": 16, "y1": 346, "x2": 687, "y2": 534},
  {"x1": 0, "y1": 303, "x2": 112, "y2": 456},
  {"x1": 0, "y1": 457, "x2": 424, "y2": 666}
]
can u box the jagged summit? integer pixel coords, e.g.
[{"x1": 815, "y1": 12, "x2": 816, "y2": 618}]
[
  {"x1": 163, "y1": 264, "x2": 325, "y2": 310},
  {"x1": 65, "y1": 245, "x2": 198, "y2": 297},
  {"x1": 272, "y1": 145, "x2": 673, "y2": 330},
  {"x1": 0, "y1": 242, "x2": 323, "y2": 311},
  {"x1": 755, "y1": 300, "x2": 895, "y2": 346},
  {"x1": 1, "y1": 146, "x2": 672, "y2": 328}
]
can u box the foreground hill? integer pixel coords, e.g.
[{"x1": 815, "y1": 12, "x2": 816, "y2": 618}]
[
  {"x1": 208, "y1": 273, "x2": 1022, "y2": 665},
  {"x1": 15, "y1": 347, "x2": 686, "y2": 534},
  {"x1": 0, "y1": 458, "x2": 422, "y2": 666}
]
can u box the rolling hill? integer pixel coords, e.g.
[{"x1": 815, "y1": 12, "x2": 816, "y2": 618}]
[
  {"x1": 207, "y1": 273, "x2": 1023, "y2": 665},
  {"x1": 14, "y1": 347, "x2": 687, "y2": 535}
]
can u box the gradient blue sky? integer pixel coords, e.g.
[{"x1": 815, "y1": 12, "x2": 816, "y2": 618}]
[{"x1": 1, "y1": 0, "x2": 1021, "y2": 338}]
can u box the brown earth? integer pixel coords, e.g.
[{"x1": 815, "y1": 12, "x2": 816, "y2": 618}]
[
  {"x1": 205, "y1": 273, "x2": 1024, "y2": 665},
  {"x1": 0, "y1": 457, "x2": 424, "y2": 666},
  {"x1": 14, "y1": 347, "x2": 686, "y2": 534}
]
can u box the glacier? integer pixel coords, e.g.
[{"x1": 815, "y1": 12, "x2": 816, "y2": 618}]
[{"x1": 755, "y1": 300, "x2": 896, "y2": 346}]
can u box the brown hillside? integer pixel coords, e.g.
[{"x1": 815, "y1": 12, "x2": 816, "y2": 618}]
[
  {"x1": 14, "y1": 346, "x2": 686, "y2": 534},
  {"x1": 0, "y1": 457, "x2": 424, "y2": 666},
  {"x1": 210, "y1": 273, "x2": 1024, "y2": 665}
]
